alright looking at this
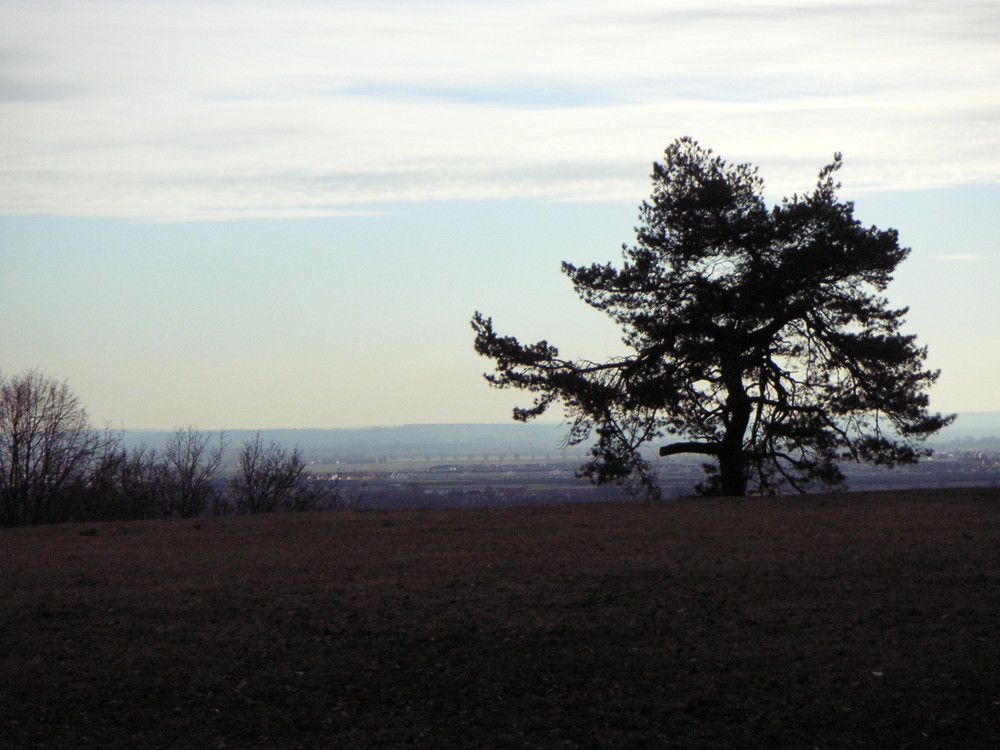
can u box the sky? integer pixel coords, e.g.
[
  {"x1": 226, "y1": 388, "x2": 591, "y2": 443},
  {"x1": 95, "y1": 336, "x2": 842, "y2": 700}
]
[{"x1": 1, "y1": 0, "x2": 998, "y2": 429}]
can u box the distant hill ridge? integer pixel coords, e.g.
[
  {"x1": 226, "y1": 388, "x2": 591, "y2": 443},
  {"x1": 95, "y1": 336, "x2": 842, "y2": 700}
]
[
  {"x1": 121, "y1": 422, "x2": 580, "y2": 460},
  {"x1": 936, "y1": 411, "x2": 1000, "y2": 439},
  {"x1": 120, "y1": 413, "x2": 999, "y2": 461}
]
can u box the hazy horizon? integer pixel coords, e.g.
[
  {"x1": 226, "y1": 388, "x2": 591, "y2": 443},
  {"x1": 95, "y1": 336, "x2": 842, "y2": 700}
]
[
  {"x1": 3, "y1": 1, "x2": 997, "y2": 429},
  {"x1": 112, "y1": 413, "x2": 1000, "y2": 447}
]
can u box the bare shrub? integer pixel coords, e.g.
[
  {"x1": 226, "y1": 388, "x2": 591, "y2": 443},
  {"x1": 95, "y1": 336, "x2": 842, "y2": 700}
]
[
  {"x1": 83, "y1": 442, "x2": 163, "y2": 521},
  {"x1": 229, "y1": 432, "x2": 339, "y2": 514},
  {"x1": 157, "y1": 427, "x2": 226, "y2": 518}
]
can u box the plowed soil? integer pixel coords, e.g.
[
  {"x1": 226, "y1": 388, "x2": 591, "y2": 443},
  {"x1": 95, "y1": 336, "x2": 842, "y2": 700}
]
[{"x1": 2, "y1": 488, "x2": 1000, "y2": 748}]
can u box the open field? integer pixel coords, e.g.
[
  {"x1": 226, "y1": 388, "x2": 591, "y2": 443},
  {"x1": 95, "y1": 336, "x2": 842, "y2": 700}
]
[{"x1": 3, "y1": 488, "x2": 1000, "y2": 748}]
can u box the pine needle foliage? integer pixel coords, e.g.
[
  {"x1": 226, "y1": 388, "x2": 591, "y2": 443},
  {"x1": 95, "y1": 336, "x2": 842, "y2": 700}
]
[{"x1": 472, "y1": 138, "x2": 953, "y2": 497}]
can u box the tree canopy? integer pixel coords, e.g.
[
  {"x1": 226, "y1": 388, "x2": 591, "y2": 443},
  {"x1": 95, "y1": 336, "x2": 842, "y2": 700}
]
[{"x1": 472, "y1": 137, "x2": 953, "y2": 497}]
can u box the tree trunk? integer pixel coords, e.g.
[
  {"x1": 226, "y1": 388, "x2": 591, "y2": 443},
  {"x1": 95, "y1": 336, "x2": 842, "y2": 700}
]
[
  {"x1": 718, "y1": 360, "x2": 752, "y2": 497},
  {"x1": 717, "y1": 444, "x2": 747, "y2": 497}
]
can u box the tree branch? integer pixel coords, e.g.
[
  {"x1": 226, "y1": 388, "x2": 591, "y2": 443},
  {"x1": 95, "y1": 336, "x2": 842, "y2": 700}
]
[{"x1": 658, "y1": 441, "x2": 720, "y2": 458}]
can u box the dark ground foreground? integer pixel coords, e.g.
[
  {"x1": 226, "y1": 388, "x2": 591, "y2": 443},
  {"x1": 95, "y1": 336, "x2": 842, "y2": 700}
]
[{"x1": 2, "y1": 488, "x2": 1000, "y2": 749}]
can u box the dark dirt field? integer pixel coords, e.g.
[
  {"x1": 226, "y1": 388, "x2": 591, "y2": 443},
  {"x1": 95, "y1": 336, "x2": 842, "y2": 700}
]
[{"x1": 2, "y1": 488, "x2": 1000, "y2": 749}]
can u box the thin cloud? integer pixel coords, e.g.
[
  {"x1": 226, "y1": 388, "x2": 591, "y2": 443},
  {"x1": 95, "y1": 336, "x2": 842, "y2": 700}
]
[
  {"x1": 1, "y1": 0, "x2": 998, "y2": 219},
  {"x1": 931, "y1": 254, "x2": 984, "y2": 261}
]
